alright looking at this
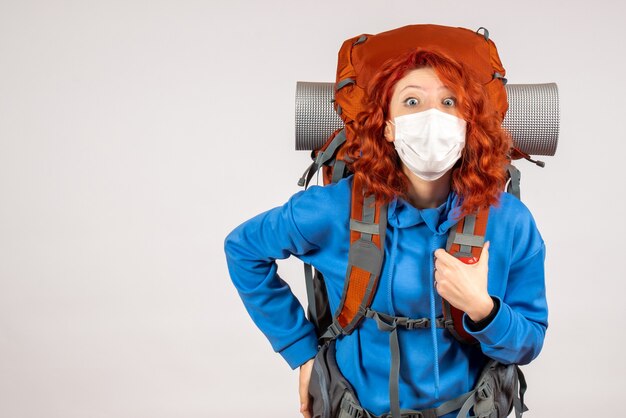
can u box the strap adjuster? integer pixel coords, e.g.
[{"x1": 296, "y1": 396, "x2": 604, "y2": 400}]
[
  {"x1": 322, "y1": 320, "x2": 343, "y2": 339},
  {"x1": 381, "y1": 413, "x2": 423, "y2": 418},
  {"x1": 340, "y1": 396, "x2": 364, "y2": 418},
  {"x1": 405, "y1": 318, "x2": 429, "y2": 330},
  {"x1": 477, "y1": 383, "x2": 493, "y2": 400}
]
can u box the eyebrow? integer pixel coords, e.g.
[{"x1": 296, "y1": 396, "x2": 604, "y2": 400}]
[{"x1": 400, "y1": 85, "x2": 452, "y2": 92}]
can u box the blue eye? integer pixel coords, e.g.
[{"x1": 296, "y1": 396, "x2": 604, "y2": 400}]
[
  {"x1": 404, "y1": 97, "x2": 419, "y2": 106},
  {"x1": 443, "y1": 97, "x2": 456, "y2": 106}
]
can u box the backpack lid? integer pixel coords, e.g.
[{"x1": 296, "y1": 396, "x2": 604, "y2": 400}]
[{"x1": 335, "y1": 24, "x2": 508, "y2": 123}]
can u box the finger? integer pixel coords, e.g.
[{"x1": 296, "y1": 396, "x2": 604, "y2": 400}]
[
  {"x1": 299, "y1": 385, "x2": 309, "y2": 416},
  {"x1": 434, "y1": 248, "x2": 447, "y2": 260},
  {"x1": 299, "y1": 394, "x2": 311, "y2": 418},
  {"x1": 435, "y1": 259, "x2": 453, "y2": 278},
  {"x1": 300, "y1": 402, "x2": 311, "y2": 418},
  {"x1": 435, "y1": 257, "x2": 453, "y2": 275},
  {"x1": 434, "y1": 248, "x2": 459, "y2": 266}
]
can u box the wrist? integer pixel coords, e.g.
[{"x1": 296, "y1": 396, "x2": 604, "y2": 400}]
[
  {"x1": 467, "y1": 295, "x2": 495, "y2": 322},
  {"x1": 299, "y1": 356, "x2": 315, "y2": 369}
]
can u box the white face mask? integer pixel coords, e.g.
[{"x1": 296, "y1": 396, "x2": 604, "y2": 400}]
[{"x1": 389, "y1": 108, "x2": 467, "y2": 181}]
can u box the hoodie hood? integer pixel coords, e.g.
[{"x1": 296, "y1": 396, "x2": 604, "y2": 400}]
[{"x1": 387, "y1": 190, "x2": 462, "y2": 234}]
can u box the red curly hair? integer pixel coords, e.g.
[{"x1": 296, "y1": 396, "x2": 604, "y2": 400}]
[{"x1": 338, "y1": 49, "x2": 511, "y2": 218}]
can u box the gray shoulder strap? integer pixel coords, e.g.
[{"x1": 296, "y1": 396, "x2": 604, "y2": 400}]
[{"x1": 506, "y1": 163, "x2": 521, "y2": 199}]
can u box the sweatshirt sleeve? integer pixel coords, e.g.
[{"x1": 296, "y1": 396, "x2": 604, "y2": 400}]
[
  {"x1": 223, "y1": 188, "x2": 329, "y2": 369},
  {"x1": 462, "y1": 199, "x2": 548, "y2": 365}
]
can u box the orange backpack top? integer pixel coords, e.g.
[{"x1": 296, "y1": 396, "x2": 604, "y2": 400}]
[{"x1": 335, "y1": 24, "x2": 507, "y2": 121}]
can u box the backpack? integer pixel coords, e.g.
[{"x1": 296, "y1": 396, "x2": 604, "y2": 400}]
[{"x1": 295, "y1": 24, "x2": 559, "y2": 418}]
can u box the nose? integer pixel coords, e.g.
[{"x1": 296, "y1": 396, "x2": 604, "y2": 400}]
[{"x1": 416, "y1": 98, "x2": 444, "y2": 113}]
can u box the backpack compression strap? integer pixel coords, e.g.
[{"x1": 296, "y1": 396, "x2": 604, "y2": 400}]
[
  {"x1": 443, "y1": 207, "x2": 490, "y2": 345},
  {"x1": 324, "y1": 176, "x2": 387, "y2": 339},
  {"x1": 301, "y1": 128, "x2": 349, "y2": 338},
  {"x1": 297, "y1": 128, "x2": 347, "y2": 189}
]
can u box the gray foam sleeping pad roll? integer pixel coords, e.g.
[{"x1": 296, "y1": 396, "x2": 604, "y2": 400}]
[{"x1": 295, "y1": 81, "x2": 559, "y2": 157}]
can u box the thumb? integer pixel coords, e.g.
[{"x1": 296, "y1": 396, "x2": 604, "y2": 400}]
[{"x1": 478, "y1": 241, "x2": 490, "y2": 267}]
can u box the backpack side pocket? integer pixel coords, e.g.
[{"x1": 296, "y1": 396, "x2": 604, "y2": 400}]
[
  {"x1": 308, "y1": 340, "x2": 361, "y2": 418},
  {"x1": 472, "y1": 360, "x2": 527, "y2": 418}
]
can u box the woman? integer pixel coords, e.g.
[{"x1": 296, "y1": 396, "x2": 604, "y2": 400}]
[{"x1": 224, "y1": 48, "x2": 548, "y2": 418}]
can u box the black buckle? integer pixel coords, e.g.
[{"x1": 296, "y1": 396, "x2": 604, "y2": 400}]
[
  {"x1": 477, "y1": 383, "x2": 493, "y2": 400},
  {"x1": 342, "y1": 398, "x2": 364, "y2": 418},
  {"x1": 381, "y1": 413, "x2": 423, "y2": 418},
  {"x1": 405, "y1": 318, "x2": 429, "y2": 330}
]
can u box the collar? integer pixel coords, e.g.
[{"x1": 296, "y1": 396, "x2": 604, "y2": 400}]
[{"x1": 387, "y1": 191, "x2": 462, "y2": 234}]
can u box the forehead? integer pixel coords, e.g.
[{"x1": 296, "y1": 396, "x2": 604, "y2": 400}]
[{"x1": 393, "y1": 67, "x2": 452, "y2": 93}]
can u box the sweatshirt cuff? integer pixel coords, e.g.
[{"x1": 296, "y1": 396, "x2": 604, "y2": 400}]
[
  {"x1": 463, "y1": 295, "x2": 511, "y2": 345},
  {"x1": 465, "y1": 296, "x2": 500, "y2": 331},
  {"x1": 279, "y1": 332, "x2": 319, "y2": 369}
]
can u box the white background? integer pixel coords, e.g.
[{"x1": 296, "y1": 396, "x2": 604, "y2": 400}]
[{"x1": 1, "y1": 0, "x2": 624, "y2": 417}]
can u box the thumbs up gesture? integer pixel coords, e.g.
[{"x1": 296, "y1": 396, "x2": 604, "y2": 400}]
[{"x1": 433, "y1": 241, "x2": 494, "y2": 322}]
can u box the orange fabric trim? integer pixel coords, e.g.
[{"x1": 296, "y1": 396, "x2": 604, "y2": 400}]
[{"x1": 338, "y1": 265, "x2": 371, "y2": 328}]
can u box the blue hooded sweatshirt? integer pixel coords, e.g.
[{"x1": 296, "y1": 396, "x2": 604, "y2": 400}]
[{"x1": 224, "y1": 175, "x2": 548, "y2": 416}]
